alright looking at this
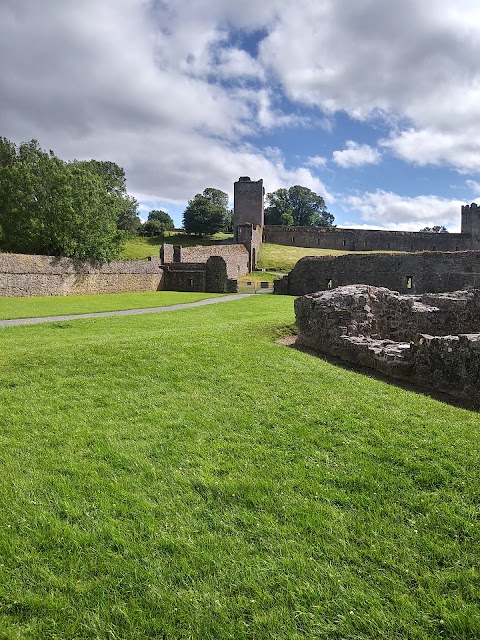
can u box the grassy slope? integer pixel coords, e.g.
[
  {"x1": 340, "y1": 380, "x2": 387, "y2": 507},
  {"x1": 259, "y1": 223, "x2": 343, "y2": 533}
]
[
  {"x1": 0, "y1": 291, "x2": 221, "y2": 320},
  {"x1": 120, "y1": 233, "x2": 233, "y2": 260},
  {"x1": 257, "y1": 243, "x2": 404, "y2": 272},
  {"x1": 0, "y1": 296, "x2": 478, "y2": 639}
]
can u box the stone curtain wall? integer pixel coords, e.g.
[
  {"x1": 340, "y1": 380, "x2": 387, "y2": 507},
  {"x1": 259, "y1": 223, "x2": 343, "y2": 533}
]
[
  {"x1": 263, "y1": 225, "x2": 472, "y2": 252},
  {"x1": 295, "y1": 285, "x2": 480, "y2": 402},
  {"x1": 161, "y1": 243, "x2": 249, "y2": 279},
  {"x1": 0, "y1": 253, "x2": 164, "y2": 297},
  {"x1": 275, "y1": 251, "x2": 480, "y2": 296}
]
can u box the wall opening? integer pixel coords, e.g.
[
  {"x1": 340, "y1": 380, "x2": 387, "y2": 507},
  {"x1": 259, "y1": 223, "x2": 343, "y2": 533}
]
[
  {"x1": 342, "y1": 240, "x2": 346, "y2": 247},
  {"x1": 387, "y1": 242, "x2": 391, "y2": 249},
  {"x1": 327, "y1": 279, "x2": 333, "y2": 289},
  {"x1": 406, "y1": 276, "x2": 413, "y2": 289},
  {"x1": 188, "y1": 278, "x2": 194, "y2": 288},
  {"x1": 291, "y1": 236, "x2": 295, "y2": 243},
  {"x1": 410, "y1": 244, "x2": 414, "y2": 250},
  {"x1": 432, "y1": 246, "x2": 436, "y2": 251}
]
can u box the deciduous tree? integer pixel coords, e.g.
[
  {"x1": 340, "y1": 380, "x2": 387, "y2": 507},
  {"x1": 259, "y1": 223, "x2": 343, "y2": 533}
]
[
  {"x1": 0, "y1": 139, "x2": 125, "y2": 261},
  {"x1": 265, "y1": 185, "x2": 334, "y2": 227},
  {"x1": 182, "y1": 188, "x2": 229, "y2": 236},
  {"x1": 420, "y1": 225, "x2": 448, "y2": 233}
]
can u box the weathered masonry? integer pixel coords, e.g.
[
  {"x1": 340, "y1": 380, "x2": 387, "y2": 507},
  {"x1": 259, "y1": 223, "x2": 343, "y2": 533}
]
[
  {"x1": 0, "y1": 253, "x2": 165, "y2": 297},
  {"x1": 275, "y1": 251, "x2": 480, "y2": 296},
  {"x1": 295, "y1": 284, "x2": 480, "y2": 402},
  {"x1": 0, "y1": 252, "x2": 238, "y2": 297},
  {"x1": 155, "y1": 176, "x2": 265, "y2": 292},
  {"x1": 264, "y1": 203, "x2": 480, "y2": 252}
]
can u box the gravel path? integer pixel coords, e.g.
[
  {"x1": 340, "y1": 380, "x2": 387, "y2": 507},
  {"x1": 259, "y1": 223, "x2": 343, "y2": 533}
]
[{"x1": 0, "y1": 294, "x2": 254, "y2": 327}]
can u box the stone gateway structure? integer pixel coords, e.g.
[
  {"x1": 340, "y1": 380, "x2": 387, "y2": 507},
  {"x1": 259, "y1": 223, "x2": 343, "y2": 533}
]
[{"x1": 295, "y1": 285, "x2": 480, "y2": 402}]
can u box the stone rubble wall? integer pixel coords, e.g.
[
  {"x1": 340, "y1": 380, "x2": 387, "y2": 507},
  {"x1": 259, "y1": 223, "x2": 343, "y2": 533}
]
[
  {"x1": 276, "y1": 251, "x2": 480, "y2": 296},
  {"x1": 0, "y1": 253, "x2": 164, "y2": 297},
  {"x1": 295, "y1": 284, "x2": 480, "y2": 401},
  {"x1": 160, "y1": 243, "x2": 249, "y2": 279}
]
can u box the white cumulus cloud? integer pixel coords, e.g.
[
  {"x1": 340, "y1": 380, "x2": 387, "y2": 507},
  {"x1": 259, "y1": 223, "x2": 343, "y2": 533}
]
[
  {"x1": 333, "y1": 141, "x2": 381, "y2": 168},
  {"x1": 344, "y1": 190, "x2": 464, "y2": 231}
]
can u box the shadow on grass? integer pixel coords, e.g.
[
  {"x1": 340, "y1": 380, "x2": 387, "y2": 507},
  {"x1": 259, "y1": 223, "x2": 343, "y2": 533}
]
[{"x1": 279, "y1": 334, "x2": 480, "y2": 413}]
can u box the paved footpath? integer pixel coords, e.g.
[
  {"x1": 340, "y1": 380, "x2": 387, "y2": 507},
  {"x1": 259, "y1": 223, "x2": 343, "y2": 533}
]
[{"x1": 0, "y1": 294, "x2": 254, "y2": 327}]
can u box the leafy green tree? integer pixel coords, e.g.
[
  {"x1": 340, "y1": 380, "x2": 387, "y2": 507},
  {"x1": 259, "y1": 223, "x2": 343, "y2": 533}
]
[
  {"x1": 265, "y1": 185, "x2": 334, "y2": 227},
  {"x1": 142, "y1": 210, "x2": 175, "y2": 236},
  {"x1": 147, "y1": 210, "x2": 174, "y2": 228},
  {"x1": 420, "y1": 225, "x2": 448, "y2": 233},
  {"x1": 223, "y1": 208, "x2": 234, "y2": 232},
  {"x1": 116, "y1": 196, "x2": 142, "y2": 234},
  {"x1": 0, "y1": 139, "x2": 124, "y2": 261},
  {"x1": 79, "y1": 159, "x2": 142, "y2": 234},
  {"x1": 182, "y1": 188, "x2": 229, "y2": 236}
]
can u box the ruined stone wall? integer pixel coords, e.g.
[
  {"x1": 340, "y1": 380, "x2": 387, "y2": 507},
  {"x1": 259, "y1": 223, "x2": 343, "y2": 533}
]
[
  {"x1": 235, "y1": 224, "x2": 262, "y2": 270},
  {"x1": 0, "y1": 253, "x2": 164, "y2": 297},
  {"x1": 160, "y1": 243, "x2": 249, "y2": 279},
  {"x1": 295, "y1": 285, "x2": 480, "y2": 402},
  {"x1": 162, "y1": 256, "x2": 232, "y2": 293},
  {"x1": 162, "y1": 263, "x2": 206, "y2": 292},
  {"x1": 264, "y1": 225, "x2": 471, "y2": 252},
  {"x1": 275, "y1": 251, "x2": 480, "y2": 296}
]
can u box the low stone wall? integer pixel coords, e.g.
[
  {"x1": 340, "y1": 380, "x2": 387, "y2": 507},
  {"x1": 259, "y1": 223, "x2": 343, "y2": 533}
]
[
  {"x1": 264, "y1": 225, "x2": 472, "y2": 252},
  {"x1": 294, "y1": 285, "x2": 480, "y2": 402},
  {"x1": 161, "y1": 256, "x2": 236, "y2": 294},
  {"x1": 161, "y1": 243, "x2": 249, "y2": 279},
  {"x1": 0, "y1": 253, "x2": 164, "y2": 297},
  {"x1": 275, "y1": 251, "x2": 480, "y2": 296}
]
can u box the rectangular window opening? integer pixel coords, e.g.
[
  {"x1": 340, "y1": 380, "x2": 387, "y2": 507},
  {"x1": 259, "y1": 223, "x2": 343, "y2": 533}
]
[
  {"x1": 406, "y1": 276, "x2": 413, "y2": 289},
  {"x1": 188, "y1": 278, "x2": 194, "y2": 287},
  {"x1": 291, "y1": 236, "x2": 295, "y2": 243},
  {"x1": 327, "y1": 279, "x2": 333, "y2": 289},
  {"x1": 342, "y1": 239, "x2": 346, "y2": 247}
]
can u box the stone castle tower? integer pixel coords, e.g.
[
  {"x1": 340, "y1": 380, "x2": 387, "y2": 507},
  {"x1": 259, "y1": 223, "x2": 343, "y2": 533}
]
[
  {"x1": 233, "y1": 177, "x2": 264, "y2": 231},
  {"x1": 233, "y1": 177, "x2": 265, "y2": 270},
  {"x1": 461, "y1": 203, "x2": 480, "y2": 248}
]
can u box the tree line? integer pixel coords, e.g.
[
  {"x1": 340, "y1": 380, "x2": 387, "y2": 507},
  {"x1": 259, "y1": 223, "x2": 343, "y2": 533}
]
[
  {"x1": 181, "y1": 185, "x2": 334, "y2": 235},
  {"x1": 0, "y1": 136, "x2": 334, "y2": 261},
  {"x1": 0, "y1": 138, "x2": 144, "y2": 262}
]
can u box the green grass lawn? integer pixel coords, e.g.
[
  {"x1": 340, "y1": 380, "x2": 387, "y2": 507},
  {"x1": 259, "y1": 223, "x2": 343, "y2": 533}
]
[
  {"x1": 120, "y1": 232, "x2": 233, "y2": 260},
  {"x1": 257, "y1": 243, "x2": 404, "y2": 272},
  {"x1": 0, "y1": 291, "x2": 222, "y2": 320},
  {"x1": 0, "y1": 296, "x2": 479, "y2": 639}
]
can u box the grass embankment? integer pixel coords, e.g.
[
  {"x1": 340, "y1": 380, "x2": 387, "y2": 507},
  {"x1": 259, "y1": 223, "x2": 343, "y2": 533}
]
[
  {"x1": 257, "y1": 243, "x2": 404, "y2": 272},
  {"x1": 0, "y1": 291, "x2": 221, "y2": 321},
  {"x1": 257, "y1": 244, "x2": 352, "y2": 271},
  {"x1": 0, "y1": 296, "x2": 478, "y2": 639},
  {"x1": 120, "y1": 232, "x2": 233, "y2": 260}
]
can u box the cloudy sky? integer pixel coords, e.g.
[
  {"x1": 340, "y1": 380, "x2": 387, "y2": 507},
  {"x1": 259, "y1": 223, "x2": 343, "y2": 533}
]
[{"x1": 2, "y1": 0, "x2": 480, "y2": 230}]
